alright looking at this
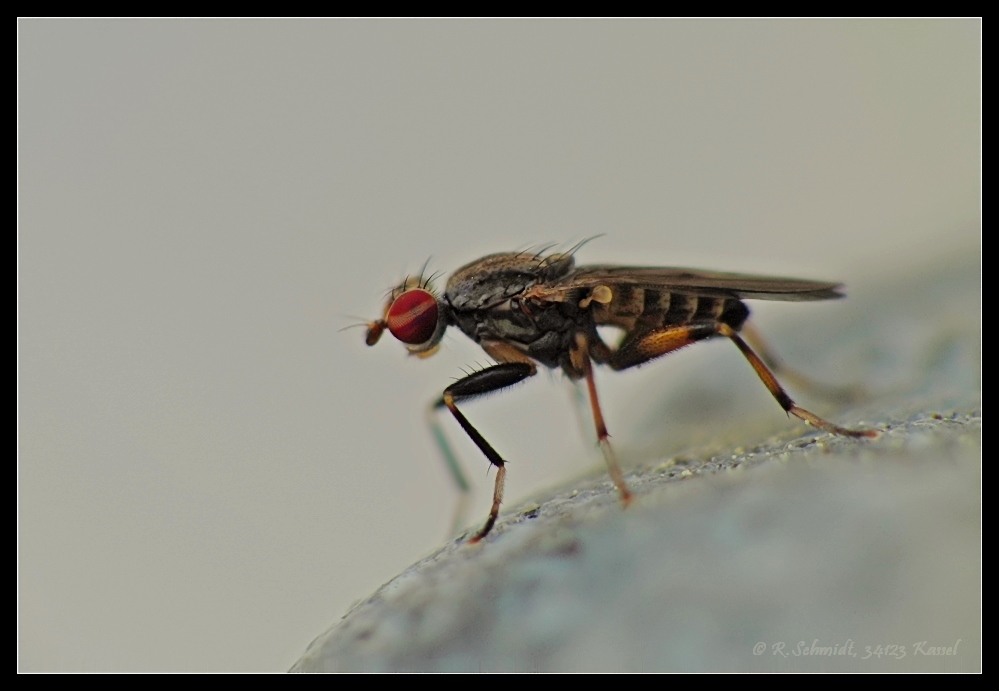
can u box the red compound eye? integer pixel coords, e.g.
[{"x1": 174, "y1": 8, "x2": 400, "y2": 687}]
[{"x1": 386, "y1": 289, "x2": 440, "y2": 345}]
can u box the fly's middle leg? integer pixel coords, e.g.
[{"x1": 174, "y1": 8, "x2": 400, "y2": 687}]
[{"x1": 572, "y1": 333, "x2": 633, "y2": 505}]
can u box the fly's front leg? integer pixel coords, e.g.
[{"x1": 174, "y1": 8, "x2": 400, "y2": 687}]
[
  {"x1": 425, "y1": 403, "x2": 472, "y2": 538},
  {"x1": 433, "y1": 360, "x2": 536, "y2": 542}
]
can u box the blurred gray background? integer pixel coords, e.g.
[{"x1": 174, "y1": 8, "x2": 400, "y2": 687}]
[{"x1": 18, "y1": 19, "x2": 979, "y2": 672}]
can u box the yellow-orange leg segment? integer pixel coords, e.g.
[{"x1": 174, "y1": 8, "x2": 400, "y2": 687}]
[{"x1": 609, "y1": 323, "x2": 875, "y2": 439}]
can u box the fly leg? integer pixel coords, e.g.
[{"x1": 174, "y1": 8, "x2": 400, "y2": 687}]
[
  {"x1": 740, "y1": 322, "x2": 865, "y2": 404},
  {"x1": 572, "y1": 334, "x2": 632, "y2": 505},
  {"x1": 425, "y1": 404, "x2": 472, "y2": 538},
  {"x1": 432, "y1": 360, "x2": 536, "y2": 542},
  {"x1": 564, "y1": 379, "x2": 594, "y2": 448},
  {"x1": 608, "y1": 323, "x2": 875, "y2": 438},
  {"x1": 718, "y1": 323, "x2": 876, "y2": 438}
]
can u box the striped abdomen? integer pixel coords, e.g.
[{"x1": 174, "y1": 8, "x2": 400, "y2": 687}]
[{"x1": 590, "y1": 286, "x2": 750, "y2": 333}]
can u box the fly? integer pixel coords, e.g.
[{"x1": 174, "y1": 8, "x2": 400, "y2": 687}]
[{"x1": 363, "y1": 246, "x2": 876, "y2": 542}]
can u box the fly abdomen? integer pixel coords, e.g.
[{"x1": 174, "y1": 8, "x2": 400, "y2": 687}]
[
  {"x1": 590, "y1": 285, "x2": 659, "y2": 332},
  {"x1": 660, "y1": 291, "x2": 696, "y2": 326},
  {"x1": 692, "y1": 294, "x2": 727, "y2": 322},
  {"x1": 592, "y1": 287, "x2": 750, "y2": 333},
  {"x1": 719, "y1": 298, "x2": 750, "y2": 331},
  {"x1": 610, "y1": 284, "x2": 643, "y2": 318},
  {"x1": 650, "y1": 292, "x2": 736, "y2": 330}
]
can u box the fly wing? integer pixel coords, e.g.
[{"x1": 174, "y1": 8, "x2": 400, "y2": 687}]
[{"x1": 561, "y1": 265, "x2": 844, "y2": 301}]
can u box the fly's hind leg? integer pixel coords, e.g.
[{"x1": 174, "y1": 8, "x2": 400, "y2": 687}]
[
  {"x1": 718, "y1": 323, "x2": 876, "y2": 438},
  {"x1": 740, "y1": 322, "x2": 865, "y2": 404},
  {"x1": 608, "y1": 322, "x2": 876, "y2": 439}
]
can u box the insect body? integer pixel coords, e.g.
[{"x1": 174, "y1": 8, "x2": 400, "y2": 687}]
[{"x1": 365, "y1": 249, "x2": 875, "y2": 542}]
